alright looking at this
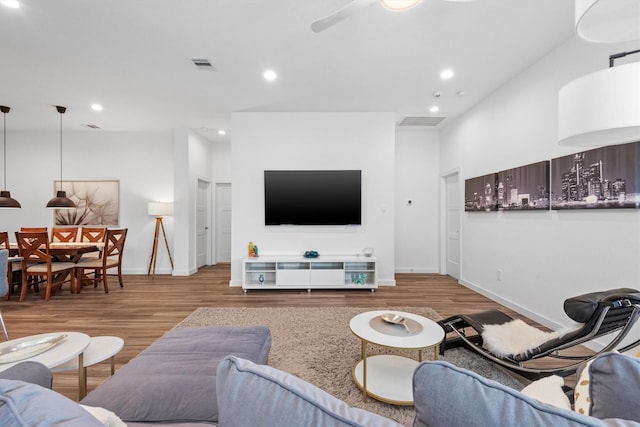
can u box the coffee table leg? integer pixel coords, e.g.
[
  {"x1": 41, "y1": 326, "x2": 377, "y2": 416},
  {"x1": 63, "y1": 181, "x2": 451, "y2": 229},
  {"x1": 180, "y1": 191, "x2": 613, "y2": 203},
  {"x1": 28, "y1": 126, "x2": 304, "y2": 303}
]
[
  {"x1": 361, "y1": 340, "x2": 367, "y2": 403},
  {"x1": 78, "y1": 352, "x2": 86, "y2": 400}
]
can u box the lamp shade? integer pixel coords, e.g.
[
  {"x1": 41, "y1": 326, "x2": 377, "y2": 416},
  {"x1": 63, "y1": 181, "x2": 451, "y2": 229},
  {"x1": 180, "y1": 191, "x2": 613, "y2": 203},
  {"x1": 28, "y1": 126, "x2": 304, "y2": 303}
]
[
  {"x1": 381, "y1": 0, "x2": 422, "y2": 11},
  {"x1": 558, "y1": 61, "x2": 640, "y2": 147},
  {"x1": 46, "y1": 190, "x2": 76, "y2": 208},
  {"x1": 148, "y1": 202, "x2": 173, "y2": 217},
  {"x1": 0, "y1": 190, "x2": 21, "y2": 208},
  {"x1": 575, "y1": 0, "x2": 640, "y2": 43}
]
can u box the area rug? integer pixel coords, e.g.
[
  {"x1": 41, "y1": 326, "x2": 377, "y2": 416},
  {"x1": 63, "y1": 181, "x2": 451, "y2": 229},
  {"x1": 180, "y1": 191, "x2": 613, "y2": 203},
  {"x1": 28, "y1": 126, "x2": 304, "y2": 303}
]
[{"x1": 176, "y1": 306, "x2": 526, "y2": 425}]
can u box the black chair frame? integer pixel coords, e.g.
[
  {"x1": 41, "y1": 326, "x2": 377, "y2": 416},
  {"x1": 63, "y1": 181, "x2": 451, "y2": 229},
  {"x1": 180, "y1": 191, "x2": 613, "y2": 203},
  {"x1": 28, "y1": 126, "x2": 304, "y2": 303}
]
[{"x1": 438, "y1": 288, "x2": 640, "y2": 381}]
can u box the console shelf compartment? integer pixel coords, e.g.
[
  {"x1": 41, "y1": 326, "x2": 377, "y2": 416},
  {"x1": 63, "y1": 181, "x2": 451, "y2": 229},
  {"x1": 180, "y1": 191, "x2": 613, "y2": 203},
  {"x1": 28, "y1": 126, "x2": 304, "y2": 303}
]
[{"x1": 242, "y1": 256, "x2": 377, "y2": 292}]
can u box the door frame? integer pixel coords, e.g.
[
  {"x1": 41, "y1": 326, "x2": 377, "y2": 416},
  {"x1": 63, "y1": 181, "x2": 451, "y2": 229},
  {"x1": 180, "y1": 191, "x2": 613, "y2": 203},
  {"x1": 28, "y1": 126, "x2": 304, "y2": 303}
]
[
  {"x1": 214, "y1": 182, "x2": 232, "y2": 264},
  {"x1": 196, "y1": 178, "x2": 213, "y2": 268},
  {"x1": 439, "y1": 168, "x2": 461, "y2": 278}
]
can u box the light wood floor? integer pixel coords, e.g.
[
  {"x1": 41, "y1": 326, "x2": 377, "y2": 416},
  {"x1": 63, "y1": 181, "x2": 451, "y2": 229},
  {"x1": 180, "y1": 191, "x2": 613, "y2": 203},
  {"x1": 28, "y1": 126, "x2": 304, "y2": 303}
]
[{"x1": 1, "y1": 264, "x2": 543, "y2": 401}]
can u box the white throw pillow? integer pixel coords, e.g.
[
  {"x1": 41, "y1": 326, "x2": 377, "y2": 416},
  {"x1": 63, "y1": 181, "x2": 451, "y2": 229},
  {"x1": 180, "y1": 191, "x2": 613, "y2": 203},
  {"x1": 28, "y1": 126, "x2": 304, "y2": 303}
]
[
  {"x1": 573, "y1": 361, "x2": 592, "y2": 416},
  {"x1": 80, "y1": 405, "x2": 127, "y2": 427},
  {"x1": 520, "y1": 375, "x2": 571, "y2": 410}
]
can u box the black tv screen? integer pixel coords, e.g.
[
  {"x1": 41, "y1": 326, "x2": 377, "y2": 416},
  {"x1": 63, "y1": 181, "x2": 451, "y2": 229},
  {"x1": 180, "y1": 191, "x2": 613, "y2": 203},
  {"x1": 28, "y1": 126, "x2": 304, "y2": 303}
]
[{"x1": 264, "y1": 170, "x2": 362, "y2": 225}]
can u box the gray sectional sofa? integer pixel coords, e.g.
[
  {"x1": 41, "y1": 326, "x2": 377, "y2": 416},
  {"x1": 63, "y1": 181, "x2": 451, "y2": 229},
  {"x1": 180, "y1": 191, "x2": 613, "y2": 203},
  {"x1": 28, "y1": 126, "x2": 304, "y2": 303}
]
[{"x1": 1, "y1": 325, "x2": 640, "y2": 426}]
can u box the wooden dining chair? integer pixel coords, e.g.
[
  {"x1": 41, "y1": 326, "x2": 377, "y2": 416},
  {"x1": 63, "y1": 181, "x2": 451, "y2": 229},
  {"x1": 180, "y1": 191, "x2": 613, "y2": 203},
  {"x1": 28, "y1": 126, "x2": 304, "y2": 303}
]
[
  {"x1": 79, "y1": 226, "x2": 107, "y2": 243},
  {"x1": 51, "y1": 226, "x2": 79, "y2": 242},
  {"x1": 75, "y1": 228, "x2": 127, "y2": 294},
  {"x1": 14, "y1": 231, "x2": 76, "y2": 302}
]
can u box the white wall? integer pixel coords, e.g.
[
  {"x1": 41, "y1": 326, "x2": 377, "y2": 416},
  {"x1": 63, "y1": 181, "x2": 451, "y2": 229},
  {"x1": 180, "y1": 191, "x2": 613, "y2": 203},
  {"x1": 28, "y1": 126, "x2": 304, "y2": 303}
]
[
  {"x1": 171, "y1": 129, "x2": 214, "y2": 275},
  {"x1": 440, "y1": 36, "x2": 640, "y2": 345},
  {"x1": 395, "y1": 129, "x2": 441, "y2": 273},
  {"x1": 230, "y1": 112, "x2": 396, "y2": 286},
  {"x1": 1, "y1": 130, "x2": 175, "y2": 274}
]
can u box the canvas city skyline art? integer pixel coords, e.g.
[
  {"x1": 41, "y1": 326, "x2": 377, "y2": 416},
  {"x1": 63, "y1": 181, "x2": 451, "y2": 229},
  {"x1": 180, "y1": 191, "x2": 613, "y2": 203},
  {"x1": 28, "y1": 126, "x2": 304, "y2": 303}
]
[
  {"x1": 551, "y1": 141, "x2": 639, "y2": 210},
  {"x1": 497, "y1": 161, "x2": 550, "y2": 211},
  {"x1": 465, "y1": 173, "x2": 498, "y2": 212}
]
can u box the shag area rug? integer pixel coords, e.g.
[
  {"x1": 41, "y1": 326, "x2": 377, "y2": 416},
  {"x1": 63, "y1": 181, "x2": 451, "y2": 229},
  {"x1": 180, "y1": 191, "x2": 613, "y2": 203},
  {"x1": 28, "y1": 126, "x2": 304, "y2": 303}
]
[{"x1": 176, "y1": 306, "x2": 526, "y2": 425}]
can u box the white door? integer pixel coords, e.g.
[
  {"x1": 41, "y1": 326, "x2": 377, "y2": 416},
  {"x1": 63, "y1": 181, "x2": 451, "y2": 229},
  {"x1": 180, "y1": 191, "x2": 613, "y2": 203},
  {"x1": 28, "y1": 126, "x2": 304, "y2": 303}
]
[
  {"x1": 216, "y1": 183, "x2": 232, "y2": 263},
  {"x1": 196, "y1": 180, "x2": 211, "y2": 268},
  {"x1": 445, "y1": 173, "x2": 460, "y2": 279}
]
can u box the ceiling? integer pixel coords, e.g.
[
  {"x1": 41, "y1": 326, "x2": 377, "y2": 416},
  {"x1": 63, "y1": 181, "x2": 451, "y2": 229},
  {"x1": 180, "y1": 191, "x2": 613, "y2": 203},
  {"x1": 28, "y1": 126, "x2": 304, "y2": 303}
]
[{"x1": 0, "y1": 0, "x2": 575, "y2": 142}]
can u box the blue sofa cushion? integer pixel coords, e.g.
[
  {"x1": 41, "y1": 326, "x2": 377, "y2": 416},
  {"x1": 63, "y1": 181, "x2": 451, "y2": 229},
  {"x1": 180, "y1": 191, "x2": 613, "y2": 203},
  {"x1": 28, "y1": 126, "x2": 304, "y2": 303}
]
[
  {"x1": 0, "y1": 361, "x2": 52, "y2": 389},
  {"x1": 81, "y1": 325, "x2": 272, "y2": 423},
  {"x1": 0, "y1": 379, "x2": 103, "y2": 426},
  {"x1": 216, "y1": 356, "x2": 403, "y2": 427},
  {"x1": 576, "y1": 352, "x2": 640, "y2": 422},
  {"x1": 411, "y1": 361, "x2": 631, "y2": 427}
]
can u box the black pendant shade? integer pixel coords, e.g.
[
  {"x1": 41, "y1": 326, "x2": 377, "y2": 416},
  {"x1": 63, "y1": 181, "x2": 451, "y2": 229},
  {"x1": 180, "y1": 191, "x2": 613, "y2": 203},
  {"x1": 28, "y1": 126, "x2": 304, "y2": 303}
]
[
  {"x1": 0, "y1": 105, "x2": 21, "y2": 208},
  {"x1": 0, "y1": 190, "x2": 21, "y2": 208},
  {"x1": 47, "y1": 105, "x2": 76, "y2": 208},
  {"x1": 46, "y1": 190, "x2": 76, "y2": 208}
]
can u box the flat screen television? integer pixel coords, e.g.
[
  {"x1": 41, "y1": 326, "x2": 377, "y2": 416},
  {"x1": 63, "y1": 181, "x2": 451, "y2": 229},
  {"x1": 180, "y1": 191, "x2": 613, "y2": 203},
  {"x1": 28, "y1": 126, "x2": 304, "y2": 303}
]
[{"x1": 264, "y1": 170, "x2": 362, "y2": 226}]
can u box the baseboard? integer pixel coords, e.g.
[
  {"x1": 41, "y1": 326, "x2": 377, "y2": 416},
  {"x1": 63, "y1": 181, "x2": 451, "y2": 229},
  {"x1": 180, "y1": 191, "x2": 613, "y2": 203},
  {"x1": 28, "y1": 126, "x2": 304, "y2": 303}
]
[{"x1": 395, "y1": 267, "x2": 440, "y2": 273}]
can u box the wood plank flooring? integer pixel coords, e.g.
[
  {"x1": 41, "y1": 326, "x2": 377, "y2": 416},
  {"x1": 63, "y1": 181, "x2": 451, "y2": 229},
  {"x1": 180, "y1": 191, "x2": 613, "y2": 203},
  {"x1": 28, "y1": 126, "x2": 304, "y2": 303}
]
[{"x1": 0, "y1": 265, "x2": 545, "y2": 401}]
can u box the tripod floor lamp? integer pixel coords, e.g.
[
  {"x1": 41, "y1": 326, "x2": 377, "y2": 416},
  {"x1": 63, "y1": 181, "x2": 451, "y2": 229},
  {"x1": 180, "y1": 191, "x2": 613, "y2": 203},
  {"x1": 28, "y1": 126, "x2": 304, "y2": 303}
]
[{"x1": 148, "y1": 202, "x2": 174, "y2": 276}]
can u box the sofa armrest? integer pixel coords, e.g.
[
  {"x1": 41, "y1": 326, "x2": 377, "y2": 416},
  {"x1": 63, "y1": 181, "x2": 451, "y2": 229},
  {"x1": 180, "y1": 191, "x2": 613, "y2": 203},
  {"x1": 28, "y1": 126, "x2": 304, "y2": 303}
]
[{"x1": 0, "y1": 361, "x2": 53, "y2": 389}]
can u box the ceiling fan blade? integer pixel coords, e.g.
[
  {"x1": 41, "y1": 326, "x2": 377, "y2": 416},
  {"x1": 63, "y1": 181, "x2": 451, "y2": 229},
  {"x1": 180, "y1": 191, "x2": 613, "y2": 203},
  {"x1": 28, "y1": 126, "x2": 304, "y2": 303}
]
[{"x1": 311, "y1": 0, "x2": 377, "y2": 33}]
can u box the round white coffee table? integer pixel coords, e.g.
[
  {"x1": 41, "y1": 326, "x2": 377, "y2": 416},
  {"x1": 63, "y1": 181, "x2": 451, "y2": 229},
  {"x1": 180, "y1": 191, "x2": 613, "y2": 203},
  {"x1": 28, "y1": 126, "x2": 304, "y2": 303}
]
[
  {"x1": 350, "y1": 310, "x2": 444, "y2": 405},
  {"x1": 52, "y1": 336, "x2": 124, "y2": 399},
  {"x1": 0, "y1": 332, "x2": 90, "y2": 372}
]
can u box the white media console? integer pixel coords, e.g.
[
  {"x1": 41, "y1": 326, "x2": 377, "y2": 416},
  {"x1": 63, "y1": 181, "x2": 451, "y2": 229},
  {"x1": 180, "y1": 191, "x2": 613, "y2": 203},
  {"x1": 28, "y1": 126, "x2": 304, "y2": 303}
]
[{"x1": 242, "y1": 256, "x2": 377, "y2": 292}]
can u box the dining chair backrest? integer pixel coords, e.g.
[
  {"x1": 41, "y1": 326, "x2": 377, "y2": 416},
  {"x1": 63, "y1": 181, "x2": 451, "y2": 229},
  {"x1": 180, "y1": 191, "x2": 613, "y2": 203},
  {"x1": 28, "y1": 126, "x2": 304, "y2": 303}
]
[
  {"x1": 0, "y1": 231, "x2": 9, "y2": 250},
  {"x1": 51, "y1": 226, "x2": 79, "y2": 242},
  {"x1": 80, "y1": 226, "x2": 107, "y2": 243},
  {"x1": 20, "y1": 227, "x2": 48, "y2": 233},
  {"x1": 104, "y1": 228, "x2": 127, "y2": 261},
  {"x1": 14, "y1": 231, "x2": 51, "y2": 264}
]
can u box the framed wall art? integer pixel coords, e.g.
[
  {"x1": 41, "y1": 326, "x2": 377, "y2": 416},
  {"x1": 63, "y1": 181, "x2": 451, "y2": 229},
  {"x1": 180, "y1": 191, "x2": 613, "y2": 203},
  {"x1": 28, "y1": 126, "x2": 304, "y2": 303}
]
[
  {"x1": 53, "y1": 180, "x2": 120, "y2": 225},
  {"x1": 551, "y1": 141, "x2": 639, "y2": 210},
  {"x1": 497, "y1": 160, "x2": 550, "y2": 211},
  {"x1": 464, "y1": 173, "x2": 498, "y2": 212}
]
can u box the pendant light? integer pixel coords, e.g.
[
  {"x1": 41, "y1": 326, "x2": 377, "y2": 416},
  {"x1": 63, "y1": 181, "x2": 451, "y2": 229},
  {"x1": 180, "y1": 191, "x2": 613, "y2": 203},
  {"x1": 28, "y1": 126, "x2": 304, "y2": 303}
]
[
  {"x1": 0, "y1": 106, "x2": 21, "y2": 208},
  {"x1": 46, "y1": 105, "x2": 76, "y2": 208}
]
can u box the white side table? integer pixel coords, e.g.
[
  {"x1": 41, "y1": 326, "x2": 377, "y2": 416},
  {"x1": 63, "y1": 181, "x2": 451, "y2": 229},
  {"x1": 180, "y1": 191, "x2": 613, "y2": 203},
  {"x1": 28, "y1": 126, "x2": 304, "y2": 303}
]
[
  {"x1": 52, "y1": 336, "x2": 124, "y2": 399},
  {"x1": 350, "y1": 310, "x2": 444, "y2": 405}
]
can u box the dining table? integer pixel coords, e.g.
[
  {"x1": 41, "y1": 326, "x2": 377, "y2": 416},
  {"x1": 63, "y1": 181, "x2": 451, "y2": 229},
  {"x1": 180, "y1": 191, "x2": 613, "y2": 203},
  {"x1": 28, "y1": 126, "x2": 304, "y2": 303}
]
[{"x1": 9, "y1": 242, "x2": 104, "y2": 263}]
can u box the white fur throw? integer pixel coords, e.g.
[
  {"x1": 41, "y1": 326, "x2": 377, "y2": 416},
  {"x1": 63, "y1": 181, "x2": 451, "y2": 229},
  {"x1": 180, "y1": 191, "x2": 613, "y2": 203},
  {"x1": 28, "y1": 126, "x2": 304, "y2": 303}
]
[{"x1": 481, "y1": 319, "x2": 580, "y2": 358}]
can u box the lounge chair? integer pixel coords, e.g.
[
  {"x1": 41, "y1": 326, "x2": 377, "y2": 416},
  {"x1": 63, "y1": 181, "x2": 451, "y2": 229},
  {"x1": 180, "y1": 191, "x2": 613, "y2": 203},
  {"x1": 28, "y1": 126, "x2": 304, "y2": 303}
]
[{"x1": 438, "y1": 288, "x2": 640, "y2": 380}]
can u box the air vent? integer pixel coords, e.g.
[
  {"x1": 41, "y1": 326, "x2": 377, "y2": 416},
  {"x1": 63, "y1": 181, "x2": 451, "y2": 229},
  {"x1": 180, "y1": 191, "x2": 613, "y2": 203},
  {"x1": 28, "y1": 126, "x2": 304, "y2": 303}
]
[
  {"x1": 191, "y1": 58, "x2": 216, "y2": 71},
  {"x1": 82, "y1": 124, "x2": 101, "y2": 129},
  {"x1": 398, "y1": 116, "x2": 446, "y2": 127}
]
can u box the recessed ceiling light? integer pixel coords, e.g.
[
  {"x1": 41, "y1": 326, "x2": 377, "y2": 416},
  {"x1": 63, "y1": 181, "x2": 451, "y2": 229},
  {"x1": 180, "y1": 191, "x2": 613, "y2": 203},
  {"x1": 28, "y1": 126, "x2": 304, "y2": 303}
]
[
  {"x1": 440, "y1": 69, "x2": 454, "y2": 80},
  {"x1": 0, "y1": 1, "x2": 20, "y2": 8},
  {"x1": 91, "y1": 104, "x2": 103, "y2": 111},
  {"x1": 218, "y1": 129, "x2": 226, "y2": 135},
  {"x1": 429, "y1": 106, "x2": 440, "y2": 113},
  {"x1": 263, "y1": 70, "x2": 277, "y2": 81}
]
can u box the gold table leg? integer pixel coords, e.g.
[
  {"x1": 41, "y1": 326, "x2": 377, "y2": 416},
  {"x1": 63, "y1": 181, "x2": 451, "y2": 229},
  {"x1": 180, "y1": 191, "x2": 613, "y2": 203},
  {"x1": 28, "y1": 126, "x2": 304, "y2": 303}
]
[
  {"x1": 361, "y1": 340, "x2": 367, "y2": 403},
  {"x1": 78, "y1": 352, "x2": 86, "y2": 400}
]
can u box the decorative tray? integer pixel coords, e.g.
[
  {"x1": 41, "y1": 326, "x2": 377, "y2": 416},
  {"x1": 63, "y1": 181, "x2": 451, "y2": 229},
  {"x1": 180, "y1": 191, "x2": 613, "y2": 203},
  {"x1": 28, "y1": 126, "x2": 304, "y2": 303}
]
[{"x1": 0, "y1": 333, "x2": 67, "y2": 364}]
